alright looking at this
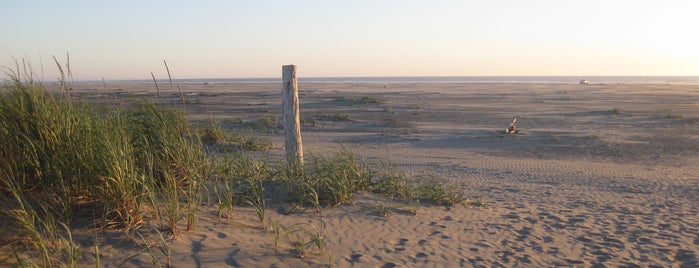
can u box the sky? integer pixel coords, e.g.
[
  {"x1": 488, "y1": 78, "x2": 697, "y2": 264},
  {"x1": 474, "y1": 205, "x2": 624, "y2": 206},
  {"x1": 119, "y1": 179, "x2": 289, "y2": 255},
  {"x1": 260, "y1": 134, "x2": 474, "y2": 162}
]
[{"x1": 1, "y1": 0, "x2": 698, "y2": 81}]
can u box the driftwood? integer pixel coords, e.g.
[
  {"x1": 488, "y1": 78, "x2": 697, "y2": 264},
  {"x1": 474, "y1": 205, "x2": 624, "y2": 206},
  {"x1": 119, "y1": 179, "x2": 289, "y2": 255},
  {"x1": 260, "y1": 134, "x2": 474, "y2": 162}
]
[{"x1": 505, "y1": 117, "x2": 519, "y2": 134}]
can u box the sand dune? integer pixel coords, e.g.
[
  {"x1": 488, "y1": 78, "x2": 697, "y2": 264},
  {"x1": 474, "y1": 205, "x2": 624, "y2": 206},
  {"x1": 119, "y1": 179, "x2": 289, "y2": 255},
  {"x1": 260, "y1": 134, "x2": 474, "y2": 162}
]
[{"x1": 62, "y1": 82, "x2": 699, "y2": 267}]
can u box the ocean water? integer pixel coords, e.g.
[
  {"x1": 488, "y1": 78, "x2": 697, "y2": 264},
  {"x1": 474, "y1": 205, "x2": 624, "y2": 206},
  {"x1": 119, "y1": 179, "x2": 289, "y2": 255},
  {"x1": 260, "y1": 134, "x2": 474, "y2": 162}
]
[{"x1": 98, "y1": 76, "x2": 699, "y2": 85}]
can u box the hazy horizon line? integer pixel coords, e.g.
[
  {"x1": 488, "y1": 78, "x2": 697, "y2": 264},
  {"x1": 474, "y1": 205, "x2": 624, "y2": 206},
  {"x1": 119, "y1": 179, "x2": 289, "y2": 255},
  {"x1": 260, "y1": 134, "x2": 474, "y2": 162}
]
[{"x1": 77, "y1": 75, "x2": 699, "y2": 82}]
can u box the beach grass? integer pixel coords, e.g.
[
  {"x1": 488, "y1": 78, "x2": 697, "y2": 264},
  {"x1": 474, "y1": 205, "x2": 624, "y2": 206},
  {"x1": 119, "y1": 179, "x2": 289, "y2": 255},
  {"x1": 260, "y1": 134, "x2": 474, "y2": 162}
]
[
  {"x1": 0, "y1": 67, "x2": 210, "y2": 264},
  {"x1": 280, "y1": 150, "x2": 371, "y2": 209}
]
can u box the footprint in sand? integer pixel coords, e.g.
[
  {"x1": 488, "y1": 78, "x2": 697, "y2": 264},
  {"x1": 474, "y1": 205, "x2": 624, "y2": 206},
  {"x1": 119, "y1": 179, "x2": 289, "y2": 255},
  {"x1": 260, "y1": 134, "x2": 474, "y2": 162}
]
[
  {"x1": 393, "y1": 238, "x2": 408, "y2": 252},
  {"x1": 380, "y1": 262, "x2": 397, "y2": 268},
  {"x1": 514, "y1": 227, "x2": 532, "y2": 242},
  {"x1": 429, "y1": 230, "x2": 451, "y2": 239},
  {"x1": 524, "y1": 216, "x2": 538, "y2": 224},
  {"x1": 346, "y1": 253, "x2": 363, "y2": 264},
  {"x1": 503, "y1": 213, "x2": 520, "y2": 221}
]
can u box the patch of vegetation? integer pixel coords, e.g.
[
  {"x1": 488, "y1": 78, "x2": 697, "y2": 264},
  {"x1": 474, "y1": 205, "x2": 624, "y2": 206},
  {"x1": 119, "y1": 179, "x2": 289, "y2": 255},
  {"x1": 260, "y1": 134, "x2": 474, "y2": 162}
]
[
  {"x1": 370, "y1": 170, "x2": 417, "y2": 201},
  {"x1": 334, "y1": 96, "x2": 384, "y2": 104},
  {"x1": 272, "y1": 217, "x2": 328, "y2": 259},
  {"x1": 381, "y1": 116, "x2": 409, "y2": 127},
  {"x1": 243, "y1": 116, "x2": 280, "y2": 132},
  {"x1": 319, "y1": 112, "x2": 351, "y2": 121},
  {"x1": 373, "y1": 204, "x2": 394, "y2": 218},
  {"x1": 280, "y1": 150, "x2": 371, "y2": 210},
  {"x1": 229, "y1": 130, "x2": 274, "y2": 152},
  {"x1": 370, "y1": 170, "x2": 466, "y2": 207},
  {"x1": 0, "y1": 73, "x2": 210, "y2": 266},
  {"x1": 183, "y1": 97, "x2": 202, "y2": 104},
  {"x1": 223, "y1": 117, "x2": 243, "y2": 125},
  {"x1": 300, "y1": 116, "x2": 318, "y2": 127},
  {"x1": 198, "y1": 117, "x2": 227, "y2": 146},
  {"x1": 415, "y1": 176, "x2": 467, "y2": 206},
  {"x1": 357, "y1": 96, "x2": 383, "y2": 104},
  {"x1": 608, "y1": 107, "x2": 632, "y2": 117},
  {"x1": 666, "y1": 114, "x2": 683, "y2": 119}
]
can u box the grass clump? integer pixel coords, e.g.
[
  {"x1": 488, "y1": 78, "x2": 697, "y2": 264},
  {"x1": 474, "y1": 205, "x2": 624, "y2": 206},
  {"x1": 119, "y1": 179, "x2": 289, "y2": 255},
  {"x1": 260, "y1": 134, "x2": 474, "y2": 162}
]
[
  {"x1": 319, "y1": 112, "x2": 351, "y2": 121},
  {"x1": 357, "y1": 96, "x2": 383, "y2": 104},
  {"x1": 281, "y1": 150, "x2": 371, "y2": 209},
  {"x1": 334, "y1": 96, "x2": 384, "y2": 104},
  {"x1": 218, "y1": 155, "x2": 272, "y2": 228},
  {"x1": 300, "y1": 116, "x2": 318, "y2": 127},
  {"x1": 0, "y1": 71, "x2": 209, "y2": 265},
  {"x1": 370, "y1": 170, "x2": 466, "y2": 207},
  {"x1": 381, "y1": 116, "x2": 409, "y2": 127},
  {"x1": 198, "y1": 117, "x2": 227, "y2": 146},
  {"x1": 370, "y1": 170, "x2": 417, "y2": 201},
  {"x1": 416, "y1": 176, "x2": 467, "y2": 206},
  {"x1": 278, "y1": 217, "x2": 327, "y2": 259},
  {"x1": 229, "y1": 130, "x2": 274, "y2": 152},
  {"x1": 222, "y1": 117, "x2": 243, "y2": 125},
  {"x1": 243, "y1": 116, "x2": 279, "y2": 132}
]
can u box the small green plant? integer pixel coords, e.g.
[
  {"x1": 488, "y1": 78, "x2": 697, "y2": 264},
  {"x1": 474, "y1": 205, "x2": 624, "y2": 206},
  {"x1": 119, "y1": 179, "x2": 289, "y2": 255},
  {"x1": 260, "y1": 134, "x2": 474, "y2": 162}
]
[
  {"x1": 231, "y1": 155, "x2": 270, "y2": 229},
  {"x1": 121, "y1": 225, "x2": 172, "y2": 268},
  {"x1": 246, "y1": 176, "x2": 267, "y2": 229},
  {"x1": 666, "y1": 114, "x2": 683, "y2": 119},
  {"x1": 282, "y1": 224, "x2": 309, "y2": 259},
  {"x1": 381, "y1": 116, "x2": 408, "y2": 127},
  {"x1": 230, "y1": 131, "x2": 274, "y2": 151},
  {"x1": 268, "y1": 220, "x2": 282, "y2": 254},
  {"x1": 307, "y1": 217, "x2": 327, "y2": 254},
  {"x1": 212, "y1": 167, "x2": 236, "y2": 222},
  {"x1": 408, "y1": 205, "x2": 420, "y2": 216},
  {"x1": 285, "y1": 150, "x2": 370, "y2": 207},
  {"x1": 199, "y1": 117, "x2": 227, "y2": 146},
  {"x1": 358, "y1": 96, "x2": 383, "y2": 104},
  {"x1": 417, "y1": 176, "x2": 466, "y2": 206},
  {"x1": 374, "y1": 204, "x2": 394, "y2": 218},
  {"x1": 185, "y1": 177, "x2": 203, "y2": 232},
  {"x1": 320, "y1": 112, "x2": 351, "y2": 121},
  {"x1": 467, "y1": 197, "x2": 488, "y2": 208},
  {"x1": 182, "y1": 97, "x2": 202, "y2": 104},
  {"x1": 370, "y1": 169, "x2": 417, "y2": 201},
  {"x1": 160, "y1": 173, "x2": 180, "y2": 238},
  {"x1": 300, "y1": 116, "x2": 318, "y2": 127},
  {"x1": 290, "y1": 240, "x2": 309, "y2": 259},
  {"x1": 243, "y1": 116, "x2": 279, "y2": 132},
  {"x1": 223, "y1": 118, "x2": 243, "y2": 124},
  {"x1": 282, "y1": 217, "x2": 327, "y2": 259},
  {"x1": 611, "y1": 108, "x2": 622, "y2": 115},
  {"x1": 333, "y1": 95, "x2": 384, "y2": 104}
]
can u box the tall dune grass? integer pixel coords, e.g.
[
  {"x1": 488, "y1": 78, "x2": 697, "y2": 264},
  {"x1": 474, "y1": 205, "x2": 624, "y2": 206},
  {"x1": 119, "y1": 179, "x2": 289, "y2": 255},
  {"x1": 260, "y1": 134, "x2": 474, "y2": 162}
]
[{"x1": 0, "y1": 68, "x2": 209, "y2": 265}]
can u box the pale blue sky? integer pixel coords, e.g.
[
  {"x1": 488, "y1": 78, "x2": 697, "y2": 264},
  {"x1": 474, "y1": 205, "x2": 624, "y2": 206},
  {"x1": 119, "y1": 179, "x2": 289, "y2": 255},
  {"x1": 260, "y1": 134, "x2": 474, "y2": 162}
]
[{"x1": 1, "y1": 1, "x2": 698, "y2": 80}]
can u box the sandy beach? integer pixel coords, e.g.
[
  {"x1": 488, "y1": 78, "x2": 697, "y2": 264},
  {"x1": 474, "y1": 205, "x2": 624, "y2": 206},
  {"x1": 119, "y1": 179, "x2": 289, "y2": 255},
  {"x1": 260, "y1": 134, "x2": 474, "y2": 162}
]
[{"x1": 46, "y1": 82, "x2": 699, "y2": 267}]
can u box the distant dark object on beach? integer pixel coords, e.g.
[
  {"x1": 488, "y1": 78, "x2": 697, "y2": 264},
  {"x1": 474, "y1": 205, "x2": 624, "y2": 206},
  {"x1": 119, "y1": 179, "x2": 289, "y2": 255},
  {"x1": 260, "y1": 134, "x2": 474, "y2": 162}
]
[{"x1": 579, "y1": 79, "x2": 589, "y2": 85}]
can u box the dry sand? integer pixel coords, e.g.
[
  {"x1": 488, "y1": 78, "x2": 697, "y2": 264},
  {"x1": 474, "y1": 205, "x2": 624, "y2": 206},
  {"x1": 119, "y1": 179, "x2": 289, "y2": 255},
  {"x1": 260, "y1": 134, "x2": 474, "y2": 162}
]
[{"x1": 64, "y1": 82, "x2": 699, "y2": 267}]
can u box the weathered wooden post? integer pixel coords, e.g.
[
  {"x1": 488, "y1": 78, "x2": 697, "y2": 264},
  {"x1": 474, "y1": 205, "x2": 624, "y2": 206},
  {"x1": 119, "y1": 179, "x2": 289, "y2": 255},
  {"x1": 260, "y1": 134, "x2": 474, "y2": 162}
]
[{"x1": 282, "y1": 65, "x2": 304, "y2": 167}]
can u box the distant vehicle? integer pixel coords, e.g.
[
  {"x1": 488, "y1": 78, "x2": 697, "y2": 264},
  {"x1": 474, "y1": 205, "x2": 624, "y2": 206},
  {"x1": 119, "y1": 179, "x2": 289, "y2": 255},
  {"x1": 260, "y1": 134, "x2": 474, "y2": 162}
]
[{"x1": 579, "y1": 79, "x2": 589, "y2": 85}]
